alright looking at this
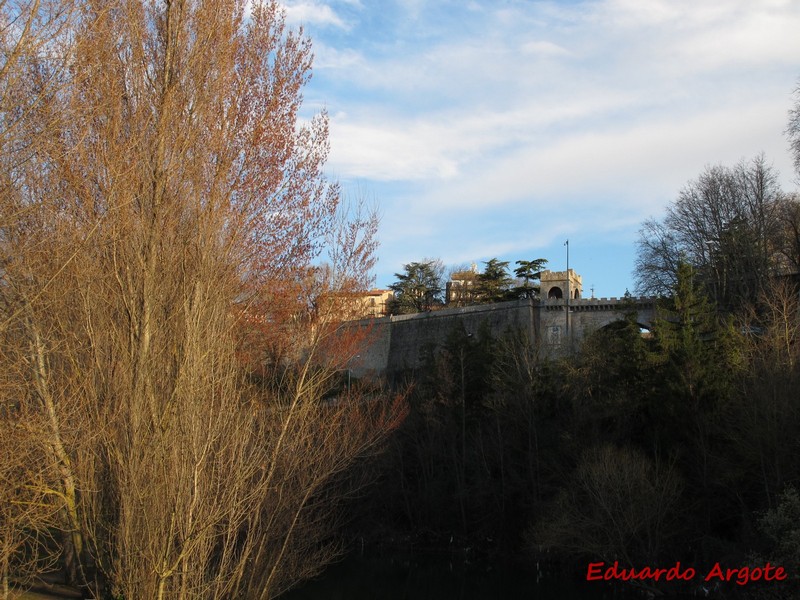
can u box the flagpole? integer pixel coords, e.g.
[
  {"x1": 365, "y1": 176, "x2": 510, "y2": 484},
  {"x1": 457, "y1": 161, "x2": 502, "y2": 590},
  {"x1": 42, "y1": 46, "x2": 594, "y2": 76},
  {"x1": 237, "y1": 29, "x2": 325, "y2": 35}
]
[{"x1": 565, "y1": 239, "x2": 569, "y2": 341}]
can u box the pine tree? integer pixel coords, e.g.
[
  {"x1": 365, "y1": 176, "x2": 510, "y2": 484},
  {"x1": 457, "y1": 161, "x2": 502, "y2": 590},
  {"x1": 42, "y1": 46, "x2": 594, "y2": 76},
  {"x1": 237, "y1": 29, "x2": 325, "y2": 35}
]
[
  {"x1": 477, "y1": 258, "x2": 513, "y2": 302},
  {"x1": 512, "y1": 259, "x2": 548, "y2": 299},
  {"x1": 388, "y1": 260, "x2": 444, "y2": 313}
]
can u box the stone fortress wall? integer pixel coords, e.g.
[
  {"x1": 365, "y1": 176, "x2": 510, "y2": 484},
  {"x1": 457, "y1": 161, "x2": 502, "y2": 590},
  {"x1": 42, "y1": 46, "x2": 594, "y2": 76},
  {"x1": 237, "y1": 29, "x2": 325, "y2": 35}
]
[{"x1": 347, "y1": 295, "x2": 656, "y2": 382}]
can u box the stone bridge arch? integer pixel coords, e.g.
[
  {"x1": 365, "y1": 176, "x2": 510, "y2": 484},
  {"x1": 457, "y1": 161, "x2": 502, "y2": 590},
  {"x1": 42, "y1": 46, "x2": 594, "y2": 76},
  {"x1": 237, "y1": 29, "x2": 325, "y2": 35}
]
[
  {"x1": 539, "y1": 297, "x2": 658, "y2": 354},
  {"x1": 566, "y1": 297, "x2": 656, "y2": 345}
]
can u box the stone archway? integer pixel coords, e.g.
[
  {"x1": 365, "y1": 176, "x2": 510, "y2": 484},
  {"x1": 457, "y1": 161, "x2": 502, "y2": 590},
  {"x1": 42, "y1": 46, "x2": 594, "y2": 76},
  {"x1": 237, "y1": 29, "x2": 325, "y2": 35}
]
[{"x1": 548, "y1": 286, "x2": 563, "y2": 299}]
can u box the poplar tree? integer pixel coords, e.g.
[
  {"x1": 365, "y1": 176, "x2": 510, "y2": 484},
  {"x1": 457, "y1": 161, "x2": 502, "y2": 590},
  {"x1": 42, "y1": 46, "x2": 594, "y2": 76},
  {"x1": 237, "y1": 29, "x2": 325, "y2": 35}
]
[{"x1": 0, "y1": 1, "x2": 403, "y2": 598}]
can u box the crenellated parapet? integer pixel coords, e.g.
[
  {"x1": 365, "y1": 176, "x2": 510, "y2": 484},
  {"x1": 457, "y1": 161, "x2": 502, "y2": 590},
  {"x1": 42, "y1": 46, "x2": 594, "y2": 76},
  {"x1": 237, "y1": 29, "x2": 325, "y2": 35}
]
[{"x1": 545, "y1": 296, "x2": 656, "y2": 310}]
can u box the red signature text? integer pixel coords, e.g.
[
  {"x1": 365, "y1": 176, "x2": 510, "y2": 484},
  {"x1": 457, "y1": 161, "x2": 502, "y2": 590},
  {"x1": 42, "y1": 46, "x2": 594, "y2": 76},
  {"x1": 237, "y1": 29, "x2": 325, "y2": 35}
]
[
  {"x1": 587, "y1": 561, "x2": 788, "y2": 586},
  {"x1": 586, "y1": 561, "x2": 695, "y2": 582},
  {"x1": 704, "y1": 562, "x2": 786, "y2": 586}
]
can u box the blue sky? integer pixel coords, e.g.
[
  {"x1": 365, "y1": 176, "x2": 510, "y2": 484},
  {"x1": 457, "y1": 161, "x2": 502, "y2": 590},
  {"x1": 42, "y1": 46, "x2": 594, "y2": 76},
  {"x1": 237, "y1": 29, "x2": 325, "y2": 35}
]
[{"x1": 283, "y1": 0, "x2": 800, "y2": 299}]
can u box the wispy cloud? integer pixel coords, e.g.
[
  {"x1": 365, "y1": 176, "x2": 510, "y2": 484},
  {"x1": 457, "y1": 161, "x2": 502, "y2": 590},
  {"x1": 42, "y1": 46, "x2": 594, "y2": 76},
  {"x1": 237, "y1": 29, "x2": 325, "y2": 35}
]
[
  {"x1": 281, "y1": 1, "x2": 349, "y2": 29},
  {"x1": 298, "y1": 0, "x2": 800, "y2": 296},
  {"x1": 520, "y1": 40, "x2": 571, "y2": 58}
]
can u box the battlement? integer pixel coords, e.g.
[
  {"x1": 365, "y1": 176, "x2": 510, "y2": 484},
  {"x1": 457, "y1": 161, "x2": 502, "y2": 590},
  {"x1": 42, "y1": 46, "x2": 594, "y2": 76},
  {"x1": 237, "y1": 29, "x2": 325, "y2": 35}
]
[
  {"x1": 358, "y1": 296, "x2": 657, "y2": 322},
  {"x1": 543, "y1": 296, "x2": 655, "y2": 314},
  {"x1": 540, "y1": 269, "x2": 582, "y2": 283},
  {"x1": 540, "y1": 268, "x2": 583, "y2": 300},
  {"x1": 558, "y1": 296, "x2": 654, "y2": 306}
]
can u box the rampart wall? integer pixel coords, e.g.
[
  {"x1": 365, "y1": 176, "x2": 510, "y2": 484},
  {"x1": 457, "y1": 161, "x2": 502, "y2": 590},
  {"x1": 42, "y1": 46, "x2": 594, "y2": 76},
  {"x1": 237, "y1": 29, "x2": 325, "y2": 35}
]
[
  {"x1": 385, "y1": 300, "x2": 537, "y2": 377},
  {"x1": 346, "y1": 297, "x2": 656, "y2": 381}
]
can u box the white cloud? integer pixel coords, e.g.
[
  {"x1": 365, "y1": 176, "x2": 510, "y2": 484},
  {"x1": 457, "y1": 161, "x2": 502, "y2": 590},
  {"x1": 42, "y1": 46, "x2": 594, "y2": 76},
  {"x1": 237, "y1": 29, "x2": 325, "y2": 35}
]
[
  {"x1": 282, "y1": 1, "x2": 349, "y2": 29},
  {"x1": 671, "y1": 11, "x2": 800, "y2": 72},
  {"x1": 520, "y1": 40, "x2": 571, "y2": 57},
  {"x1": 313, "y1": 43, "x2": 364, "y2": 69},
  {"x1": 329, "y1": 116, "x2": 460, "y2": 181},
  {"x1": 325, "y1": 88, "x2": 645, "y2": 183},
  {"x1": 413, "y1": 98, "x2": 793, "y2": 214},
  {"x1": 599, "y1": 0, "x2": 684, "y2": 28},
  {"x1": 296, "y1": 0, "x2": 800, "y2": 292}
]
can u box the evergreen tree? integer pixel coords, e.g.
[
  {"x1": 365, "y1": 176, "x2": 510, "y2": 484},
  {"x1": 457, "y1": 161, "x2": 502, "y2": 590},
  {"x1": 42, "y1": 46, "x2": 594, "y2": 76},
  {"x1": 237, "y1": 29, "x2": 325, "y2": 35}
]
[
  {"x1": 477, "y1": 258, "x2": 513, "y2": 302},
  {"x1": 648, "y1": 262, "x2": 744, "y2": 540},
  {"x1": 650, "y1": 263, "x2": 740, "y2": 407},
  {"x1": 388, "y1": 260, "x2": 444, "y2": 313},
  {"x1": 512, "y1": 259, "x2": 548, "y2": 299}
]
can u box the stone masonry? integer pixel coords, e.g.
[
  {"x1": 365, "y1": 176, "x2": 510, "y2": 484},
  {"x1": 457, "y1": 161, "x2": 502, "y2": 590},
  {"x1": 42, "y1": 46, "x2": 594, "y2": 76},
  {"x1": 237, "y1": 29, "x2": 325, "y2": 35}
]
[{"x1": 346, "y1": 295, "x2": 657, "y2": 382}]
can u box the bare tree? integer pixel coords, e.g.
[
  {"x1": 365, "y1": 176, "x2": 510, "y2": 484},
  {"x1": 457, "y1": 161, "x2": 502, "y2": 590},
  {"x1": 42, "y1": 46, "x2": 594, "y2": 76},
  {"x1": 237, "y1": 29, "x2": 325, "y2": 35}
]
[
  {"x1": 532, "y1": 445, "x2": 683, "y2": 571},
  {"x1": 634, "y1": 218, "x2": 682, "y2": 297},
  {"x1": 774, "y1": 194, "x2": 800, "y2": 275},
  {"x1": 0, "y1": 399, "x2": 64, "y2": 599},
  {"x1": 788, "y1": 78, "x2": 800, "y2": 180},
  {"x1": 634, "y1": 156, "x2": 784, "y2": 309},
  {"x1": 0, "y1": 1, "x2": 403, "y2": 598},
  {"x1": 730, "y1": 279, "x2": 800, "y2": 509}
]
